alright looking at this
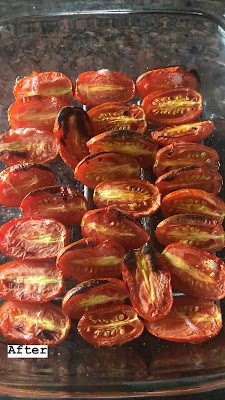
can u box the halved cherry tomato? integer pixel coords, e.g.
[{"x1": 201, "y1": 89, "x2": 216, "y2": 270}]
[
  {"x1": 0, "y1": 300, "x2": 71, "y2": 345},
  {"x1": 93, "y1": 179, "x2": 161, "y2": 219},
  {"x1": 145, "y1": 296, "x2": 222, "y2": 343},
  {"x1": 0, "y1": 260, "x2": 64, "y2": 302},
  {"x1": 0, "y1": 217, "x2": 70, "y2": 260},
  {"x1": 0, "y1": 163, "x2": 56, "y2": 208},
  {"x1": 75, "y1": 69, "x2": 136, "y2": 106},
  {"x1": 122, "y1": 247, "x2": 173, "y2": 321},
  {"x1": 77, "y1": 304, "x2": 144, "y2": 346},
  {"x1": 155, "y1": 166, "x2": 223, "y2": 197},
  {"x1": 56, "y1": 238, "x2": 126, "y2": 282},
  {"x1": 74, "y1": 152, "x2": 141, "y2": 189},
  {"x1": 87, "y1": 129, "x2": 158, "y2": 168},
  {"x1": 21, "y1": 186, "x2": 88, "y2": 226},
  {"x1": 136, "y1": 67, "x2": 198, "y2": 99},
  {"x1": 162, "y1": 243, "x2": 225, "y2": 300},
  {"x1": 0, "y1": 128, "x2": 58, "y2": 166},
  {"x1": 155, "y1": 214, "x2": 225, "y2": 253},
  {"x1": 151, "y1": 120, "x2": 214, "y2": 146},
  {"x1": 88, "y1": 102, "x2": 147, "y2": 135},
  {"x1": 142, "y1": 88, "x2": 202, "y2": 125},
  {"x1": 81, "y1": 208, "x2": 150, "y2": 251},
  {"x1": 54, "y1": 106, "x2": 93, "y2": 169},
  {"x1": 62, "y1": 278, "x2": 127, "y2": 319}
]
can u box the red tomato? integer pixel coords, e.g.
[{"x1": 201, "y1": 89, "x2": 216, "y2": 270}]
[
  {"x1": 77, "y1": 304, "x2": 144, "y2": 346},
  {"x1": 155, "y1": 166, "x2": 223, "y2": 197},
  {"x1": 13, "y1": 71, "x2": 74, "y2": 104},
  {"x1": 122, "y1": 247, "x2": 173, "y2": 321},
  {"x1": 0, "y1": 300, "x2": 71, "y2": 345},
  {"x1": 81, "y1": 208, "x2": 150, "y2": 251},
  {"x1": 74, "y1": 152, "x2": 141, "y2": 189},
  {"x1": 93, "y1": 179, "x2": 161, "y2": 219},
  {"x1": 142, "y1": 88, "x2": 203, "y2": 125},
  {"x1": 75, "y1": 69, "x2": 136, "y2": 106},
  {"x1": 0, "y1": 260, "x2": 64, "y2": 302},
  {"x1": 54, "y1": 106, "x2": 93, "y2": 169},
  {"x1": 136, "y1": 67, "x2": 198, "y2": 99},
  {"x1": 88, "y1": 102, "x2": 147, "y2": 135},
  {"x1": 0, "y1": 163, "x2": 56, "y2": 208},
  {"x1": 145, "y1": 296, "x2": 222, "y2": 343},
  {"x1": 0, "y1": 217, "x2": 70, "y2": 260},
  {"x1": 151, "y1": 120, "x2": 214, "y2": 146},
  {"x1": 21, "y1": 186, "x2": 88, "y2": 226},
  {"x1": 56, "y1": 238, "x2": 126, "y2": 282},
  {"x1": 62, "y1": 278, "x2": 128, "y2": 319}
]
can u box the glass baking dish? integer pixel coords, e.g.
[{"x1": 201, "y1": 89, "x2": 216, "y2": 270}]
[{"x1": 0, "y1": 0, "x2": 225, "y2": 398}]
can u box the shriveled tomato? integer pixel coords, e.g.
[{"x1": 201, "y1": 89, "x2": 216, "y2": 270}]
[
  {"x1": 0, "y1": 300, "x2": 70, "y2": 345},
  {"x1": 122, "y1": 247, "x2": 173, "y2": 321},
  {"x1": 0, "y1": 163, "x2": 56, "y2": 208},
  {"x1": 151, "y1": 120, "x2": 214, "y2": 146},
  {"x1": 145, "y1": 296, "x2": 222, "y2": 343},
  {"x1": 74, "y1": 152, "x2": 141, "y2": 189},
  {"x1": 75, "y1": 69, "x2": 136, "y2": 106},
  {"x1": 136, "y1": 67, "x2": 198, "y2": 99},
  {"x1": 56, "y1": 238, "x2": 126, "y2": 282},
  {"x1": 93, "y1": 179, "x2": 161, "y2": 219},
  {"x1": 142, "y1": 88, "x2": 202, "y2": 125},
  {"x1": 155, "y1": 214, "x2": 225, "y2": 253},
  {"x1": 0, "y1": 217, "x2": 70, "y2": 260},
  {"x1": 54, "y1": 106, "x2": 93, "y2": 169},
  {"x1": 0, "y1": 260, "x2": 64, "y2": 302},
  {"x1": 155, "y1": 166, "x2": 222, "y2": 197},
  {"x1": 81, "y1": 208, "x2": 150, "y2": 251},
  {"x1": 88, "y1": 102, "x2": 147, "y2": 135},
  {"x1": 62, "y1": 278, "x2": 127, "y2": 319},
  {"x1": 162, "y1": 243, "x2": 225, "y2": 300},
  {"x1": 21, "y1": 186, "x2": 88, "y2": 226},
  {"x1": 77, "y1": 304, "x2": 144, "y2": 346}
]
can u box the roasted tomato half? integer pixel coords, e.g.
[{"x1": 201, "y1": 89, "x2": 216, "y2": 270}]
[
  {"x1": 0, "y1": 163, "x2": 56, "y2": 208},
  {"x1": 93, "y1": 179, "x2": 161, "y2": 219},
  {"x1": 81, "y1": 208, "x2": 150, "y2": 251},
  {"x1": 74, "y1": 152, "x2": 141, "y2": 189},
  {"x1": 21, "y1": 186, "x2": 88, "y2": 226},
  {"x1": 54, "y1": 106, "x2": 93, "y2": 169},
  {"x1": 0, "y1": 217, "x2": 70, "y2": 260},
  {"x1": 88, "y1": 102, "x2": 147, "y2": 135},
  {"x1": 151, "y1": 120, "x2": 214, "y2": 146},
  {"x1": 155, "y1": 166, "x2": 222, "y2": 197},
  {"x1": 77, "y1": 304, "x2": 144, "y2": 346},
  {"x1": 56, "y1": 238, "x2": 126, "y2": 282},
  {"x1": 142, "y1": 88, "x2": 202, "y2": 125},
  {"x1": 0, "y1": 301, "x2": 71, "y2": 345},
  {"x1": 136, "y1": 67, "x2": 198, "y2": 99},
  {"x1": 145, "y1": 296, "x2": 222, "y2": 343},
  {"x1": 122, "y1": 247, "x2": 173, "y2": 321},
  {"x1": 62, "y1": 278, "x2": 127, "y2": 319},
  {"x1": 75, "y1": 69, "x2": 136, "y2": 106},
  {"x1": 155, "y1": 214, "x2": 225, "y2": 253},
  {"x1": 162, "y1": 243, "x2": 225, "y2": 300},
  {"x1": 0, "y1": 260, "x2": 64, "y2": 302}
]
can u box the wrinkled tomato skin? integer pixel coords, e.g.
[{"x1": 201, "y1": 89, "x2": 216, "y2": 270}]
[
  {"x1": 75, "y1": 69, "x2": 136, "y2": 106},
  {"x1": 21, "y1": 186, "x2": 88, "y2": 226},
  {"x1": 81, "y1": 208, "x2": 150, "y2": 251},
  {"x1": 0, "y1": 301, "x2": 71, "y2": 345},
  {"x1": 142, "y1": 88, "x2": 202, "y2": 125},
  {"x1": 77, "y1": 304, "x2": 144, "y2": 346},
  {"x1": 0, "y1": 163, "x2": 56, "y2": 208},
  {"x1": 75, "y1": 152, "x2": 141, "y2": 189},
  {"x1": 144, "y1": 296, "x2": 222, "y2": 343},
  {"x1": 62, "y1": 278, "x2": 128, "y2": 319}
]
